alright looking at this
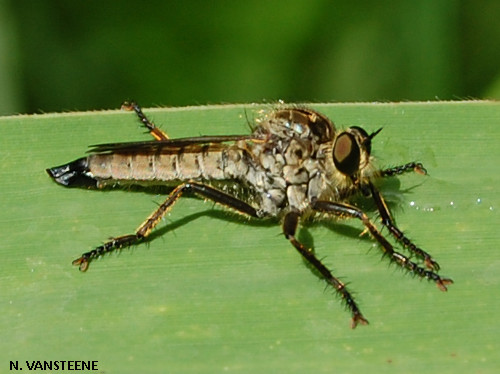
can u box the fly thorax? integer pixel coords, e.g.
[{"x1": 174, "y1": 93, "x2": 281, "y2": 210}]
[
  {"x1": 284, "y1": 138, "x2": 311, "y2": 164},
  {"x1": 259, "y1": 189, "x2": 287, "y2": 216},
  {"x1": 281, "y1": 138, "x2": 315, "y2": 212},
  {"x1": 259, "y1": 148, "x2": 285, "y2": 175},
  {"x1": 286, "y1": 184, "x2": 309, "y2": 211},
  {"x1": 221, "y1": 147, "x2": 250, "y2": 178}
]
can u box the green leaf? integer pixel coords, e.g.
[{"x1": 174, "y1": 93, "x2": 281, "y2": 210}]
[{"x1": 1, "y1": 101, "x2": 499, "y2": 373}]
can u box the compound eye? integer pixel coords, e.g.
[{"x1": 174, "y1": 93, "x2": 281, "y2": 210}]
[{"x1": 333, "y1": 132, "x2": 360, "y2": 176}]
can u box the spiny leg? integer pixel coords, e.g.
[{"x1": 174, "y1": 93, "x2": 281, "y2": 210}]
[
  {"x1": 311, "y1": 200, "x2": 453, "y2": 291},
  {"x1": 121, "y1": 101, "x2": 170, "y2": 141},
  {"x1": 283, "y1": 211, "x2": 368, "y2": 328},
  {"x1": 381, "y1": 162, "x2": 426, "y2": 177},
  {"x1": 73, "y1": 182, "x2": 259, "y2": 271},
  {"x1": 368, "y1": 182, "x2": 440, "y2": 270}
]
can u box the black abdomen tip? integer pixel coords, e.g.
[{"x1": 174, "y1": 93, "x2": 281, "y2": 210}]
[{"x1": 46, "y1": 157, "x2": 98, "y2": 188}]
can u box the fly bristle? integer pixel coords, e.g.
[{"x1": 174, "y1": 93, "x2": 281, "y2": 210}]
[{"x1": 46, "y1": 157, "x2": 98, "y2": 188}]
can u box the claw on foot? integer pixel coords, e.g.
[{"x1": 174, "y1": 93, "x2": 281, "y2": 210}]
[
  {"x1": 436, "y1": 278, "x2": 454, "y2": 292},
  {"x1": 415, "y1": 163, "x2": 427, "y2": 175},
  {"x1": 351, "y1": 313, "x2": 369, "y2": 329},
  {"x1": 120, "y1": 101, "x2": 135, "y2": 111},
  {"x1": 72, "y1": 256, "x2": 89, "y2": 272},
  {"x1": 425, "y1": 257, "x2": 440, "y2": 272}
]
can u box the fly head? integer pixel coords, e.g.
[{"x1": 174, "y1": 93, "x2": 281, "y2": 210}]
[{"x1": 333, "y1": 126, "x2": 382, "y2": 179}]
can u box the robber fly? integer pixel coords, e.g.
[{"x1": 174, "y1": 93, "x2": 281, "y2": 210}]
[{"x1": 47, "y1": 102, "x2": 453, "y2": 328}]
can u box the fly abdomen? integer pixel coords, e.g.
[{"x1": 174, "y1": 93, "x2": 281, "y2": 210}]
[
  {"x1": 46, "y1": 157, "x2": 98, "y2": 188},
  {"x1": 81, "y1": 150, "x2": 237, "y2": 187},
  {"x1": 47, "y1": 145, "x2": 252, "y2": 188}
]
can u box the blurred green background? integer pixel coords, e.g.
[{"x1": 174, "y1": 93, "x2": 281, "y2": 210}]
[{"x1": 1, "y1": 0, "x2": 500, "y2": 115}]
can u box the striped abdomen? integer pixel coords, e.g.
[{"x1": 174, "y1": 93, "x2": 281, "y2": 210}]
[{"x1": 47, "y1": 147, "x2": 250, "y2": 188}]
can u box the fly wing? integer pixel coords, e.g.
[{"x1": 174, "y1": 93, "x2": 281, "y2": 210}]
[{"x1": 88, "y1": 135, "x2": 258, "y2": 154}]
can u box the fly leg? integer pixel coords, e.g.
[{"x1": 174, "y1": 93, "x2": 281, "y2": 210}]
[
  {"x1": 381, "y1": 162, "x2": 426, "y2": 177},
  {"x1": 72, "y1": 182, "x2": 260, "y2": 272},
  {"x1": 311, "y1": 200, "x2": 453, "y2": 291},
  {"x1": 121, "y1": 101, "x2": 170, "y2": 141},
  {"x1": 283, "y1": 211, "x2": 368, "y2": 328},
  {"x1": 367, "y1": 182, "x2": 441, "y2": 270}
]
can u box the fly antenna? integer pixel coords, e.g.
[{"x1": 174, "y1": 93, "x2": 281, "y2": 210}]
[{"x1": 369, "y1": 127, "x2": 383, "y2": 140}]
